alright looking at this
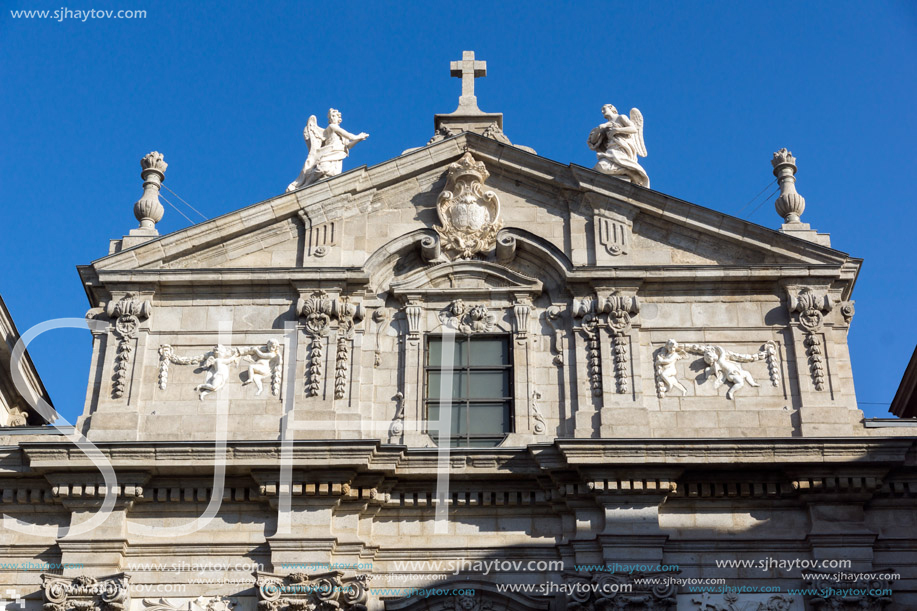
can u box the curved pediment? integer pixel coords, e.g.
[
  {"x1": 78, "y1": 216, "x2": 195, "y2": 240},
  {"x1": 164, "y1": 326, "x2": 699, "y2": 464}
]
[{"x1": 390, "y1": 260, "x2": 543, "y2": 301}]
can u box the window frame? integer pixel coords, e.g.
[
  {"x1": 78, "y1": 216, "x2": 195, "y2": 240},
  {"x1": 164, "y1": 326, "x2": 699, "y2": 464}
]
[{"x1": 423, "y1": 334, "x2": 514, "y2": 447}]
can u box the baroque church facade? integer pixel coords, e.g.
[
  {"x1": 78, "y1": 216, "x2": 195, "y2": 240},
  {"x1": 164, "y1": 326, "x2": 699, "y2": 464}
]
[{"x1": 1, "y1": 52, "x2": 915, "y2": 611}]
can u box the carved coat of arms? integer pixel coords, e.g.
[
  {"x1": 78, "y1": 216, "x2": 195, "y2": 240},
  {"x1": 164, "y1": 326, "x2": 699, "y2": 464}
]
[{"x1": 435, "y1": 152, "x2": 503, "y2": 259}]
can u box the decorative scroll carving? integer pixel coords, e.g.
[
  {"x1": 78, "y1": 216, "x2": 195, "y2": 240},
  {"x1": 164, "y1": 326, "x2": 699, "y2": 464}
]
[
  {"x1": 6, "y1": 406, "x2": 29, "y2": 427},
  {"x1": 787, "y1": 288, "x2": 833, "y2": 391},
  {"x1": 691, "y1": 592, "x2": 794, "y2": 611},
  {"x1": 42, "y1": 573, "x2": 131, "y2": 611},
  {"x1": 158, "y1": 343, "x2": 283, "y2": 400},
  {"x1": 388, "y1": 391, "x2": 405, "y2": 443},
  {"x1": 444, "y1": 592, "x2": 493, "y2": 611},
  {"x1": 142, "y1": 597, "x2": 235, "y2": 611},
  {"x1": 840, "y1": 300, "x2": 855, "y2": 324},
  {"x1": 372, "y1": 308, "x2": 393, "y2": 367},
  {"x1": 439, "y1": 300, "x2": 497, "y2": 334},
  {"x1": 254, "y1": 571, "x2": 369, "y2": 611},
  {"x1": 297, "y1": 292, "x2": 364, "y2": 398},
  {"x1": 804, "y1": 570, "x2": 893, "y2": 610},
  {"x1": 566, "y1": 571, "x2": 676, "y2": 611},
  {"x1": 512, "y1": 298, "x2": 531, "y2": 338},
  {"x1": 545, "y1": 305, "x2": 565, "y2": 366},
  {"x1": 531, "y1": 390, "x2": 546, "y2": 435},
  {"x1": 655, "y1": 340, "x2": 780, "y2": 400},
  {"x1": 106, "y1": 294, "x2": 151, "y2": 399},
  {"x1": 434, "y1": 152, "x2": 503, "y2": 259}
]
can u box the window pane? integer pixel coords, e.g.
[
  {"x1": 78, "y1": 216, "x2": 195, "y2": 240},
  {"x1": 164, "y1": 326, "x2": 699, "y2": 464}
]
[
  {"x1": 427, "y1": 403, "x2": 466, "y2": 435},
  {"x1": 427, "y1": 371, "x2": 464, "y2": 399},
  {"x1": 469, "y1": 338, "x2": 507, "y2": 366},
  {"x1": 468, "y1": 402, "x2": 508, "y2": 434},
  {"x1": 428, "y1": 337, "x2": 465, "y2": 366},
  {"x1": 466, "y1": 371, "x2": 508, "y2": 399}
]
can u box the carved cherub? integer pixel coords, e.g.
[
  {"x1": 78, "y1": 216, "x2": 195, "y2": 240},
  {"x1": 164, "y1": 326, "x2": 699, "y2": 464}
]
[
  {"x1": 702, "y1": 345, "x2": 759, "y2": 400},
  {"x1": 241, "y1": 339, "x2": 282, "y2": 396},
  {"x1": 655, "y1": 339, "x2": 688, "y2": 397},
  {"x1": 194, "y1": 345, "x2": 241, "y2": 400}
]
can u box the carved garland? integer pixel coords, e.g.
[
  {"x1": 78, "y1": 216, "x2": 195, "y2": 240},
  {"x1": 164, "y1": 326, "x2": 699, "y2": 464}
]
[
  {"x1": 573, "y1": 294, "x2": 640, "y2": 395},
  {"x1": 787, "y1": 288, "x2": 832, "y2": 391},
  {"x1": 297, "y1": 291, "x2": 364, "y2": 399},
  {"x1": 158, "y1": 343, "x2": 282, "y2": 400},
  {"x1": 654, "y1": 340, "x2": 780, "y2": 400},
  {"x1": 142, "y1": 597, "x2": 236, "y2": 611},
  {"x1": 602, "y1": 294, "x2": 640, "y2": 394},
  {"x1": 106, "y1": 294, "x2": 151, "y2": 399}
]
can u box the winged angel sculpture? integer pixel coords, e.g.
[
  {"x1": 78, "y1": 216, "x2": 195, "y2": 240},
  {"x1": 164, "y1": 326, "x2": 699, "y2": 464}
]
[
  {"x1": 588, "y1": 104, "x2": 649, "y2": 188},
  {"x1": 286, "y1": 109, "x2": 369, "y2": 192}
]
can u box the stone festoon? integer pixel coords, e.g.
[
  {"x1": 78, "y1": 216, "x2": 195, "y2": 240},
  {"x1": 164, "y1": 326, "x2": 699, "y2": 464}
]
[{"x1": 1, "y1": 53, "x2": 913, "y2": 611}]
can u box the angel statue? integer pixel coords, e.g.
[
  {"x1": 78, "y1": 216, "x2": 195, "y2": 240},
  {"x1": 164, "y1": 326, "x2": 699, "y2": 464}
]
[
  {"x1": 286, "y1": 108, "x2": 369, "y2": 192},
  {"x1": 588, "y1": 104, "x2": 649, "y2": 188}
]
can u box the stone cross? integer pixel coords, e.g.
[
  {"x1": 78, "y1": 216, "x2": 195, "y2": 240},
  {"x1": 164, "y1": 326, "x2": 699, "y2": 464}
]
[{"x1": 450, "y1": 51, "x2": 486, "y2": 109}]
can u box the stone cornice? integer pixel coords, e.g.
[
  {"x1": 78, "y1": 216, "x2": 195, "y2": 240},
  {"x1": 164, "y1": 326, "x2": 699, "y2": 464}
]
[{"x1": 14, "y1": 438, "x2": 915, "y2": 474}]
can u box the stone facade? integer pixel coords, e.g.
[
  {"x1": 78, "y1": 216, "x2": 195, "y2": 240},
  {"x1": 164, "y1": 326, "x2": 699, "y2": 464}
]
[{"x1": 1, "y1": 112, "x2": 915, "y2": 609}]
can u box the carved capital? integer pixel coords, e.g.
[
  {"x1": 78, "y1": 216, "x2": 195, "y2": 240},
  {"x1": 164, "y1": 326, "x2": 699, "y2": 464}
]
[
  {"x1": 565, "y1": 571, "x2": 676, "y2": 611},
  {"x1": 787, "y1": 287, "x2": 832, "y2": 332},
  {"x1": 254, "y1": 571, "x2": 369, "y2": 611},
  {"x1": 42, "y1": 573, "x2": 131, "y2": 611},
  {"x1": 841, "y1": 300, "x2": 856, "y2": 324},
  {"x1": 804, "y1": 570, "x2": 893, "y2": 610}
]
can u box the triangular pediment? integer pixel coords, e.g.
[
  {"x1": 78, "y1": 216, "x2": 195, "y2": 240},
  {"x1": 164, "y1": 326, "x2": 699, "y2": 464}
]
[{"x1": 82, "y1": 133, "x2": 857, "y2": 300}]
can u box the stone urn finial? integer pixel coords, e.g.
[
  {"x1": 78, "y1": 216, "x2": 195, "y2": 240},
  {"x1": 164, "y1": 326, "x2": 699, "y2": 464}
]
[
  {"x1": 771, "y1": 148, "x2": 806, "y2": 224},
  {"x1": 133, "y1": 151, "x2": 168, "y2": 232}
]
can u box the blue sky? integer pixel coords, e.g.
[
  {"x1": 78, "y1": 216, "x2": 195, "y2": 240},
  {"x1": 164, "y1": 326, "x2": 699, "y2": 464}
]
[{"x1": 2, "y1": 1, "x2": 915, "y2": 422}]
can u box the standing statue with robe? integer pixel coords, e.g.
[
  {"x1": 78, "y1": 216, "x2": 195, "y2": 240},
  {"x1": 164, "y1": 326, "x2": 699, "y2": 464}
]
[
  {"x1": 588, "y1": 104, "x2": 649, "y2": 188},
  {"x1": 286, "y1": 108, "x2": 369, "y2": 192}
]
